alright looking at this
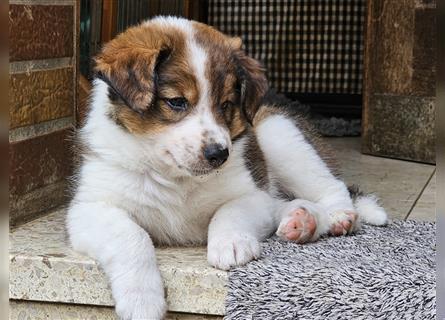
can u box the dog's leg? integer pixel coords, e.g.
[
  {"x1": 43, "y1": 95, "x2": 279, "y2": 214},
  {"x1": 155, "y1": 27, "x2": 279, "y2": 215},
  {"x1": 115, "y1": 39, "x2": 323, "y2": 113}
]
[
  {"x1": 67, "y1": 202, "x2": 166, "y2": 320},
  {"x1": 255, "y1": 114, "x2": 367, "y2": 238},
  {"x1": 207, "y1": 191, "x2": 279, "y2": 270}
]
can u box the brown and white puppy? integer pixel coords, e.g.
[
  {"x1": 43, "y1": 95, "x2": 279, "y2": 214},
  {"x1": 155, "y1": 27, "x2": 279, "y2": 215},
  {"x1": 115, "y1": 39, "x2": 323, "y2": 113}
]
[{"x1": 67, "y1": 17, "x2": 387, "y2": 320}]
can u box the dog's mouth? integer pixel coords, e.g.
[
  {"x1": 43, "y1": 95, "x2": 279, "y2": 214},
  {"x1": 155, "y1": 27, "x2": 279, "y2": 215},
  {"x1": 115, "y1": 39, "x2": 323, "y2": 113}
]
[
  {"x1": 188, "y1": 167, "x2": 214, "y2": 176},
  {"x1": 165, "y1": 150, "x2": 216, "y2": 177}
]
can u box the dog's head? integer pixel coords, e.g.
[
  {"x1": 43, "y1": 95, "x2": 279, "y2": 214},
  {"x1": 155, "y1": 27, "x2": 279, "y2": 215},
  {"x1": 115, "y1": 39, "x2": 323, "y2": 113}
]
[{"x1": 94, "y1": 17, "x2": 268, "y2": 176}]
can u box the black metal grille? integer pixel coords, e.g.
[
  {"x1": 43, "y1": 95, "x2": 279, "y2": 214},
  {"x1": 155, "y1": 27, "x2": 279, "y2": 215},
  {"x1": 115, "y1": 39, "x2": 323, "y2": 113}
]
[
  {"x1": 79, "y1": 0, "x2": 103, "y2": 78},
  {"x1": 116, "y1": 0, "x2": 150, "y2": 34}
]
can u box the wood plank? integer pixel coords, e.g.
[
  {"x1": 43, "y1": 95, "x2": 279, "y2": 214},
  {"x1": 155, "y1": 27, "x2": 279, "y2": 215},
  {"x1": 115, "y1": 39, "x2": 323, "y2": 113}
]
[
  {"x1": 9, "y1": 4, "x2": 74, "y2": 61},
  {"x1": 101, "y1": 0, "x2": 118, "y2": 42},
  {"x1": 362, "y1": 0, "x2": 436, "y2": 163}
]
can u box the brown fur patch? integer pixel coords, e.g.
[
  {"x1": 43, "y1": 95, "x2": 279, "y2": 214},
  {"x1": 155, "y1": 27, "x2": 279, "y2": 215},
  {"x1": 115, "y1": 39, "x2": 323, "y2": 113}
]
[
  {"x1": 225, "y1": 107, "x2": 248, "y2": 140},
  {"x1": 252, "y1": 105, "x2": 280, "y2": 128},
  {"x1": 233, "y1": 52, "x2": 269, "y2": 123},
  {"x1": 192, "y1": 21, "x2": 268, "y2": 139},
  {"x1": 95, "y1": 19, "x2": 268, "y2": 137},
  {"x1": 95, "y1": 21, "x2": 200, "y2": 135}
]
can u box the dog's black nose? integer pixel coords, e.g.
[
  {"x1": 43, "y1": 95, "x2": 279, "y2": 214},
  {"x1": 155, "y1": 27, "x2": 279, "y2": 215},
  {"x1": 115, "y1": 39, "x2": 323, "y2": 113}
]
[{"x1": 203, "y1": 144, "x2": 229, "y2": 168}]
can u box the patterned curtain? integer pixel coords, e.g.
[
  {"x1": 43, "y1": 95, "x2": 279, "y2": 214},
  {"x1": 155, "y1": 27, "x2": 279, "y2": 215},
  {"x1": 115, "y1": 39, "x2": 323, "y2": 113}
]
[{"x1": 208, "y1": 0, "x2": 365, "y2": 95}]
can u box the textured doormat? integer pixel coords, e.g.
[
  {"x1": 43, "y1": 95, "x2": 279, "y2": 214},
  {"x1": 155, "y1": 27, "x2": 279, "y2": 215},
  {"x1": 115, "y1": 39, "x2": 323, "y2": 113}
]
[{"x1": 225, "y1": 221, "x2": 435, "y2": 320}]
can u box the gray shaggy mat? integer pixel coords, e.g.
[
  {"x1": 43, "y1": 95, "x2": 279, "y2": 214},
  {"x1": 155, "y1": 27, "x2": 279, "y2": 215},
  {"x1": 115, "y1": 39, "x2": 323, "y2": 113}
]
[{"x1": 225, "y1": 221, "x2": 436, "y2": 320}]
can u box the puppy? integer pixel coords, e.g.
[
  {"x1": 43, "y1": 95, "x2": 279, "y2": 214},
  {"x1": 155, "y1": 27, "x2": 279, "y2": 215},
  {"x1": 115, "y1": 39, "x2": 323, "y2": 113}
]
[{"x1": 67, "y1": 16, "x2": 388, "y2": 320}]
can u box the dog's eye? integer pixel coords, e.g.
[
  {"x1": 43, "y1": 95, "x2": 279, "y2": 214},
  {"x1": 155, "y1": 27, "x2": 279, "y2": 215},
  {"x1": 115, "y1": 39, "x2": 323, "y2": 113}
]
[
  {"x1": 165, "y1": 97, "x2": 188, "y2": 111},
  {"x1": 221, "y1": 101, "x2": 234, "y2": 111}
]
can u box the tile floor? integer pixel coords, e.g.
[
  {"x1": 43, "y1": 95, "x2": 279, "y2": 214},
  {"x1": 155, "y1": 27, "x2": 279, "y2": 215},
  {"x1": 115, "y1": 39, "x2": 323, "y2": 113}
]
[{"x1": 326, "y1": 137, "x2": 436, "y2": 221}]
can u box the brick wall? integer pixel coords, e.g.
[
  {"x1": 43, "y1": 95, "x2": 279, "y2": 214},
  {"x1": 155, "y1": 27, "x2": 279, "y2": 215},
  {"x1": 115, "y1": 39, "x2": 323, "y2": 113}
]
[
  {"x1": 9, "y1": 1, "x2": 78, "y2": 225},
  {"x1": 362, "y1": 0, "x2": 436, "y2": 163}
]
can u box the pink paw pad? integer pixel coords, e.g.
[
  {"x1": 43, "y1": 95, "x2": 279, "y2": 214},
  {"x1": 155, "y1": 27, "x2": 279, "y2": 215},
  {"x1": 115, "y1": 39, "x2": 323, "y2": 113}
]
[
  {"x1": 330, "y1": 211, "x2": 358, "y2": 236},
  {"x1": 279, "y1": 208, "x2": 317, "y2": 244}
]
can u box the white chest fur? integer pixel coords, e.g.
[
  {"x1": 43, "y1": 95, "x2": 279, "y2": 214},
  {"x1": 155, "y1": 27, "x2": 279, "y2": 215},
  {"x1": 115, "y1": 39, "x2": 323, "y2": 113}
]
[{"x1": 74, "y1": 137, "x2": 258, "y2": 245}]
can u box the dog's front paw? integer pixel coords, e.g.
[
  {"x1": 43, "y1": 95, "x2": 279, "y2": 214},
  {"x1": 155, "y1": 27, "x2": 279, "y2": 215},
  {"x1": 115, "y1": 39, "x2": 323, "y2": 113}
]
[
  {"x1": 208, "y1": 234, "x2": 261, "y2": 270},
  {"x1": 115, "y1": 290, "x2": 166, "y2": 320},
  {"x1": 329, "y1": 210, "x2": 360, "y2": 236},
  {"x1": 113, "y1": 273, "x2": 166, "y2": 320}
]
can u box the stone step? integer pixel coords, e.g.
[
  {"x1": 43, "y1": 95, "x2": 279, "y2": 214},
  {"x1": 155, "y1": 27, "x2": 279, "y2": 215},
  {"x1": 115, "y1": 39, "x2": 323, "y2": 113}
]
[
  {"x1": 9, "y1": 209, "x2": 227, "y2": 317},
  {"x1": 10, "y1": 300, "x2": 222, "y2": 319}
]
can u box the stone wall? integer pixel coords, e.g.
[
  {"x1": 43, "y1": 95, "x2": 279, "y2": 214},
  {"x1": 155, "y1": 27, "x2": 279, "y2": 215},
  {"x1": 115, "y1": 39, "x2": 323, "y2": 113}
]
[
  {"x1": 9, "y1": 0, "x2": 77, "y2": 225},
  {"x1": 362, "y1": 0, "x2": 436, "y2": 163}
]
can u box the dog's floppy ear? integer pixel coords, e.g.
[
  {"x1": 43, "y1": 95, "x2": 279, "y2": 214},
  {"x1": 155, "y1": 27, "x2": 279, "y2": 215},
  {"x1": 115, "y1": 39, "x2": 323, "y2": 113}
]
[
  {"x1": 235, "y1": 51, "x2": 268, "y2": 124},
  {"x1": 94, "y1": 42, "x2": 170, "y2": 113}
]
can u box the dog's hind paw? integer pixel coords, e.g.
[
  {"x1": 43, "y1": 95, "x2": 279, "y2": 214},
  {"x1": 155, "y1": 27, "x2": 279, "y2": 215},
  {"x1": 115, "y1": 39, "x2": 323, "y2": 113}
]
[
  {"x1": 276, "y1": 199, "x2": 326, "y2": 243},
  {"x1": 329, "y1": 210, "x2": 359, "y2": 236}
]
